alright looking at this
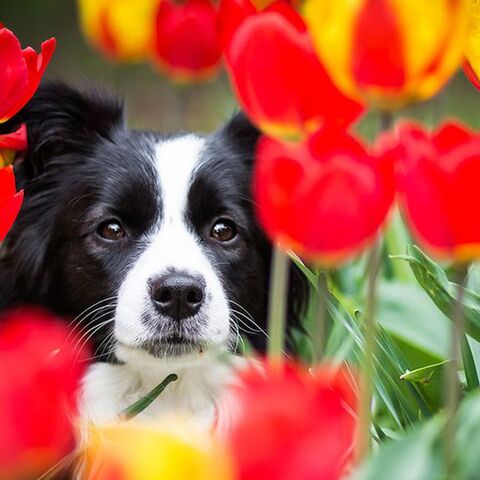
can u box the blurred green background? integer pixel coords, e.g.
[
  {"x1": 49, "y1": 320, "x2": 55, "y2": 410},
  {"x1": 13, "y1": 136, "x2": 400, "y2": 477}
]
[
  {"x1": 1, "y1": 0, "x2": 236, "y2": 133},
  {"x1": 3, "y1": 0, "x2": 480, "y2": 138}
]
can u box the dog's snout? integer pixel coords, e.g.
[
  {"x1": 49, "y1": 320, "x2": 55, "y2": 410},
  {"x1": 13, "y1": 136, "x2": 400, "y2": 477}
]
[{"x1": 149, "y1": 273, "x2": 205, "y2": 321}]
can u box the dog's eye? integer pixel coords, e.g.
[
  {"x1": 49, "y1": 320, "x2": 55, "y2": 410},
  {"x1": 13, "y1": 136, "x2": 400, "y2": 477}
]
[
  {"x1": 211, "y1": 219, "x2": 237, "y2": 242},
  {"x1": 97, "y1": 220, "x2": 126, "y2": 241}
]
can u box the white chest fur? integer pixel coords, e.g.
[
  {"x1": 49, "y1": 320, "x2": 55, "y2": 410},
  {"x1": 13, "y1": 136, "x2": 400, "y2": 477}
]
[{"x1": 80, "y1": 353, "x2": 245, "y2": 429}]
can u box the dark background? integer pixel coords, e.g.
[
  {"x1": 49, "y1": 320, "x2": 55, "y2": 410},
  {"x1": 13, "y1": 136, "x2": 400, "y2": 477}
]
[{"x1": 2, "y1": 0, "x2": 480, "y2": 137}]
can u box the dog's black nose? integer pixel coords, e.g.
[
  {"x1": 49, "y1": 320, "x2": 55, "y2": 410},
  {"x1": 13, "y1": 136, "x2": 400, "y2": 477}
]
[{"x1": 149, "y1": 273, "x2": 205, "y2": 321}]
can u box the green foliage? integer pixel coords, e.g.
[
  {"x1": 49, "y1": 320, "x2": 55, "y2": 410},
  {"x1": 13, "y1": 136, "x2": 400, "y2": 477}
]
[{"x1": 292, "y1": 217, "x2": 480, "y2": 478}]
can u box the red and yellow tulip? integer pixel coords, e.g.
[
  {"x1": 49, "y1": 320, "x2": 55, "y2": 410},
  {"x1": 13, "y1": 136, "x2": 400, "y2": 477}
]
[
  {"x1": 304, "y1": 0, "x2": 470, "y2": 110},
  {"x1": 84, "y1": 419, "x2": 233, "y2": 480},
  {"x1": 225, "y1": 7, "x2": 363, "y2": 141},
  {"x1": 152, "y1": 0, "x2": 223, "y2": 82},
  {"x1": 254, "y1": 128, "x2": 395, "y2": 264},
  {"x1": 0, "y1": 27, "x2": 55, "y2": 123},
  {"x1": 383, "y1": 121, "x2": 480, "y2": 262},
  {"x1": 77, "y1": 0, "x2": 158, "y2": 62}
]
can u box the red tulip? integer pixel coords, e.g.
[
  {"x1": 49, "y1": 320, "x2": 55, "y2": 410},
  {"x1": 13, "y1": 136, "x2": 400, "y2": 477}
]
[
  {"x1": 225, "y1": 8, "x2": 363, "y2": 142},
  {"x1": 0, "y1": 308, "x2": 89, "y2": 480},
  {"x1": 0, "y1": 124, "x2": 27, "y2": 167},
  {"x1": 0, "y1": 165, "x2": 23, "y2": 241},
  {"x1": 218, "y1": 0, "x2": 289, "y2": 48},
  {"x1": 0, "y1": 27, "x2": 56, "y2": 123},
  {"x1": 225, "y1": 361, "x2": 358, "y2": 480},
  {"x1": 254, "y1": 128, "x2": 395, "y2": 264},
  {"x1": 152, "y1": 0, "x2": 222, "y2": 82},
  {"x1": 385, "y1": 121, "x2": 480, "y2": 262}
]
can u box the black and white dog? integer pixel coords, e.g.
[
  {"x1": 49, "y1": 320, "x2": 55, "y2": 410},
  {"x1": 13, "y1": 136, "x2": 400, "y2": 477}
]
[{"x1": 0, "y1": 82, "x2": 308, "y2": 426}]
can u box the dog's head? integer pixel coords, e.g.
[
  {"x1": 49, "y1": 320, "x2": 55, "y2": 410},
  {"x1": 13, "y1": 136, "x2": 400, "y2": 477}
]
[{"x1": 0, "y1": 82, "x2": 308, "y2": 366}]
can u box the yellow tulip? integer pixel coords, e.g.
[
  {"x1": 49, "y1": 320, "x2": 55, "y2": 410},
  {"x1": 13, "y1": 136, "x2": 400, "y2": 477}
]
[
  {"x1": 82, "y1": 418, "x2": 234, "y2": 480},
  {"x1": 77, "y1": 0, "x2": 159, "y2": 62},
  {"x1": 304, "y1": 0, "x2": 470, "y2": 110}
]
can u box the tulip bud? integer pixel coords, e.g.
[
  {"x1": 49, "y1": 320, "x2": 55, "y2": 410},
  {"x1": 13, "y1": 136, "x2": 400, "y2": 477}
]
[
  {"x1": 83, "y1": 418, "x2": 233, "y2": 480},
  {"x1": 152, "y1": 0, "x2": 222, "y2": 82},
  {"x1": 254, "y1": 128, "x2": 395, "y2": 264},
  {"x1": 383, "y1": 121, "x2": 480, "y2": 262},
  {"x1": 225, "y1": 7, "x2": 363, "y2": 142},
  {"x1": 304, "y1": 0, "x2": 470, "y2": 110},
  {"x1": 0, "y1": 27, "x2": 55, "y2": 123},
  {"x1": 77, "y1": 0, "x2": 158, "y2": 62}
]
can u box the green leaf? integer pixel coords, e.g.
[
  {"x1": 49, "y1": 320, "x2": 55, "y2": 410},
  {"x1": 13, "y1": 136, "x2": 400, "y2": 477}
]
[
  {"x1": 288, "y1": 251, "x2": 318, "y2": 289},
  {"x1": 395, "y1": 246, "x2": 480, "y2": 344},
  {"x1": 376, "y1": 281, "x2": 450, "y2": 360},
  {"x1": 356, "y1": 390, "x2": 480, "y2": 480},
  {"x1": 354, "y1": 416, "x2": 443, "y2": 480},
  {"x1": 461, "y1": 334, "x2": 480, "y2": 391},
  {"x1": 120, "y1": 373, "x2": 178, "y2": 421}
]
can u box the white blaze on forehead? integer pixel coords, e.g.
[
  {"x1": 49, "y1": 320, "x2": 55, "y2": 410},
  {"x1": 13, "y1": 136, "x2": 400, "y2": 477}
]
[{"x1": 155, "y1": 134, "x2": 206, "y2": 224}]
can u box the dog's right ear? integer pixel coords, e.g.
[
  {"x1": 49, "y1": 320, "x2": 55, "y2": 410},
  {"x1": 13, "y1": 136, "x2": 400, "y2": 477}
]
[{"x1": 0, "y1": 81, "x2": 125, "y2": 178}]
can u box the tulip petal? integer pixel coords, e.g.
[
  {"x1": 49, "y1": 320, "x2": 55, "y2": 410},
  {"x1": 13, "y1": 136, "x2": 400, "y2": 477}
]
[
  {"x1": 226, "y1": 10, "x2": 363, "y2": 141},
  {"x1": 0, "y1": 37, "x2": 56, "y2": 123},
  {"x1": 0, "y1": 124, "x2": 28, "y2": 151},
  {"x1": 0, "y1": 28, "x2": 28, "y2": 123},
  {"x1": 352, "y1": 0, "x2": 405, "y2": 89}
]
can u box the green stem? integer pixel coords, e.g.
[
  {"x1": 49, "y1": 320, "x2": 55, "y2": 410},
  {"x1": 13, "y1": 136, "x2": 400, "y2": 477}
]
[
  {"x1": 355, "y1": 110, "x2": 392, "y2": 461},
  {"x1": 312, "y1": 272, "x2": 328, "y2": 363},
  {"x1": 267, "y1": 245, "x2": 290, "y2": 361},
  {"x1": 356, "y1": 238, "x2": 382, "y2": 461},
  {"x1": 443, "y1": 265, "x2": 468, "y2": 478},
  {"x1": 385, "y1": 208, "x2": 414, "y2": 282}
]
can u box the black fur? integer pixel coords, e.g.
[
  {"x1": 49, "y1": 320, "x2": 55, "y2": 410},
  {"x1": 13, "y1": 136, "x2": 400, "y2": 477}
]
[{"x1": 0, "y1": 81, "x2": 309, "y2": 358}]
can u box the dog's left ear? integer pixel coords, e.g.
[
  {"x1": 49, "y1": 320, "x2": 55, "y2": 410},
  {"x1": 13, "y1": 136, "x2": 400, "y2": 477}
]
[{"x1": 216, "y1": 111, "x2": 261, "y2": 164}]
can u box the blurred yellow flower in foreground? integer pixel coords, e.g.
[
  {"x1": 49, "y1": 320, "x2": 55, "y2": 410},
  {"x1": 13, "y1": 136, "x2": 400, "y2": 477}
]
[
  {"x1": 82, "y1": 417, "x2": 234, "y2": 480},
  {"x1": 304, "y1": 0, "x2": 470, "y2": 110},
  {"x1": 77, "y1": 0, "x2": 158, "y2": 62}
]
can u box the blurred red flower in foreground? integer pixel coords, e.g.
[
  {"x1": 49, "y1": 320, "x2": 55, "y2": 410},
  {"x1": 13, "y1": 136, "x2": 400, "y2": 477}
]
[
  {"x1": 0, "y1": 308, "x2": 89, "y2": 480},
  {"x1": 226, "y1": 362, "x2": 358, "y2": 480},
  {"x1": 153, "y1": 0, "x2": 222, "y2": 82},
  {"x1": 0, "y1": 27, "x2": 56, "y2": 123},
  {"x1": 254, "y1": 128, "x2": 395, "y2": 264},
  {"x1": 0, "y1": 166, "x2": 23, "y2": 241},
  {"x1": 225, "y1": 7, "x2": 363, "y2": 141},
  {"x1": 0, "y1": 124, "x2": 27, "y2": 167},
  {"x1": 386, "y1": 121, "x2": 480, "y2": 262}
]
